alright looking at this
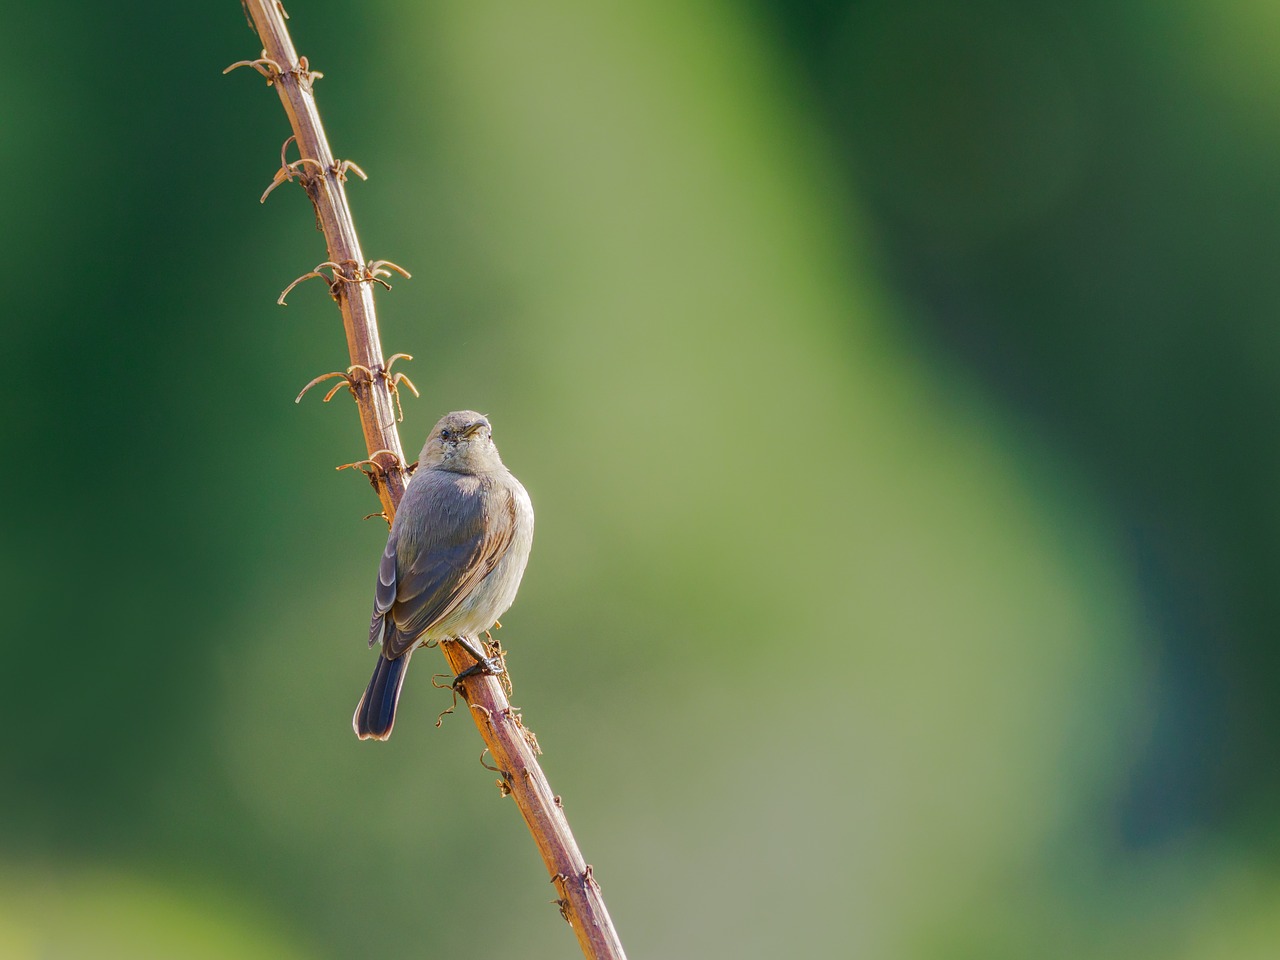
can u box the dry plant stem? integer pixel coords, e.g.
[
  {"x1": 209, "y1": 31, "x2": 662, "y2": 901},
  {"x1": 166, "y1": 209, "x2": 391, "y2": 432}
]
[
  {"x1": 233, "y1": 3, "x2": 627, "y2": 958},
  {"x1": 440, "y1": 641, "x2": 624, "y2": 959},
  {"x1": 241, "y1": 0, "x2": 407, "y2": 517}
]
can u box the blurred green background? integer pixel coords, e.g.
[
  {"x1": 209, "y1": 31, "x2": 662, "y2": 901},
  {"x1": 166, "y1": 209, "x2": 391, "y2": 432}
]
[{"x1": 3, "y1": 0, "x2": 1279, "y2": 956}]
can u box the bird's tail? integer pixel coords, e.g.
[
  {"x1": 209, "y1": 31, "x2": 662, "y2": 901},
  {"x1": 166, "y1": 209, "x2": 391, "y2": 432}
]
[{"x1": 353, "y1": 651, "x2": 411, "y2": 740}]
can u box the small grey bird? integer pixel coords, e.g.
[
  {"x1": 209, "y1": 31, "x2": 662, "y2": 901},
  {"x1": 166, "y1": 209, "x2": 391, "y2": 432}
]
[{"x1": 353, "y1": 410, "x2": 534, "y2": 740}]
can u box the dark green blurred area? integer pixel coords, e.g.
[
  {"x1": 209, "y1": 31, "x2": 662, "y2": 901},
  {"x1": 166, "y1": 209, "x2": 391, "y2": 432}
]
[{"x1": 3, "y1": 0, "x2": 1279, "y2": 956}]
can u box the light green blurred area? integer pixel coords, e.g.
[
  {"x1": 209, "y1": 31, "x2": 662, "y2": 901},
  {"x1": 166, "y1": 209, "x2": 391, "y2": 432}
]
[
  {"x1": 3, "y1": 0, "x2": 1279, "y2": 957},
  {"x1": 0, "y1": 868, "x2": 310, "y2": 960}
]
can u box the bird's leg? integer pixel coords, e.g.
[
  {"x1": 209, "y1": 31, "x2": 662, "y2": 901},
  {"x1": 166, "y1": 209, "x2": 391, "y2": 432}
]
[{"x1": 450, "y1": 635, "x2": 506, "y2": 689}]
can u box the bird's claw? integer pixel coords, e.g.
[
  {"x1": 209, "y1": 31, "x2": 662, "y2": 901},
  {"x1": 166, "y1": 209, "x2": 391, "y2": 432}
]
[
  {"x1": 451, "y1": 655, "x2": 506, "y2": 691},
  {"x1": 448, "y1": 634, "x2": 507, "y2": 689}
]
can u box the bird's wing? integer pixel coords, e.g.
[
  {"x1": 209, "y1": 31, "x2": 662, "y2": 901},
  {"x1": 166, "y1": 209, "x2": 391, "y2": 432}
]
[
  {"x1": 381, "y1": 472, "x2": 517, "y2": 659},
  {"x1": 367, "y1": 536, "x2": 400, "y2": 647}
]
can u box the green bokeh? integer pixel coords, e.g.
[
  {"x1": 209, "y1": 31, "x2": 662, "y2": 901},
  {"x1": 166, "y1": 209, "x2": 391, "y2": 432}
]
[{"x1": 3, "y1": 1, "x2": 1278, "y2": 957}]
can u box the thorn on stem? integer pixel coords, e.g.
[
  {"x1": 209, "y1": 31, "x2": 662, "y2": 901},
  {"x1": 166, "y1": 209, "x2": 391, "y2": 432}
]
[
  {"x1": 547, "y1": 879, "x2": 573, "y2": 925},
  {"x1": 368, "y1": 260, "x2": 412, "y2": 281},
  {"x1": 278, "y1": 260, "x2": 412, "y2": 305},
  {"x1": 223, "y1": 53, "x2": 282, "y2": 83},
  {"x1": 335, "y1": 449, "x2": 403, "y2": 478},
  {"x1": 295, "y1": 363, "x2": 386, "y2": 407},
  {"x1": 278, "y1": 261, "x2": 343, "y2": 305},
  {"x1": 322, "y1": 380, "x2": 350, "y2": 403},
  {"x1": 388, "y1": 374, "x2": 419, "y2": 422},
  {"x1": 379, "y1": 353, "x2": 419, "y2": 422},
  {"x1": 384, "y1": 352, "x2": 413, "y2": 372},
  {"x1": 294, "y1": 370, "x2": 347, "y2": 404},
  {"x1": 332, "y1": 159, "x2": 368, "y2": 183},
  {"x1": 336, "y1": 449, "x2": 405, "y2": 495},
  {"x1": 293, "y1": 55, "x2": 323, "y2": 89},
  {"x1": 261, "y1": 157, "x2": 326, "y2": 203},
  {"x1": 369, "y1": 261, "x2": 412, "y2": 278}
]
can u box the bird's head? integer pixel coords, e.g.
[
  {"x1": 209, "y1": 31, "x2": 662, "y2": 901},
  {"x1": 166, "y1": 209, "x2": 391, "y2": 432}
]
[{"x1": 417, "y1": 410, "x2": 502, "y2": 473}]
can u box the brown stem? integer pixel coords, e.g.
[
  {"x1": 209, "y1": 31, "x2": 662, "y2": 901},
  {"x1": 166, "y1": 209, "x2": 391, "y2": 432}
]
[{"x1": 229, "y1": 3, "x2": 627, "y2": 957}]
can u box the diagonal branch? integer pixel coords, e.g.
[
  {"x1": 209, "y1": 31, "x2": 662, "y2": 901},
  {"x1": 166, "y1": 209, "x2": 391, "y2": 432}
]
[{"x1": 227, "y1": 3, "x2": 628, "y2": 958}]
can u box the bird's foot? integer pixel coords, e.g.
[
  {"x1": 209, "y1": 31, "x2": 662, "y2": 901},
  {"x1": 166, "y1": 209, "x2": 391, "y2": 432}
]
[
  {"x1": 450, "y1": 635, "x2": 506, "y2": 690},
  {"x1": 450, "y1": 657, "x2": 506, "y2": 690}
]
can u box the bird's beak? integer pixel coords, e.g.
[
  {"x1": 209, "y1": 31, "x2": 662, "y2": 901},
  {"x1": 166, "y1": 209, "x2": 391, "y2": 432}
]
[{"x1": 461, "y1": 420, "x2": 489, "y2": 438}]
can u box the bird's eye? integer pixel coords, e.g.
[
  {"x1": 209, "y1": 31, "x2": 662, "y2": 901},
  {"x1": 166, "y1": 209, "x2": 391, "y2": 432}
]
[{"x1": 440, "y1": 428, "x2": 453, "y2": 442}]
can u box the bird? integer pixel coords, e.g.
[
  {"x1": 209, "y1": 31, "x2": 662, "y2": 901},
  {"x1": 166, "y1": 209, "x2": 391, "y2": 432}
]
[{"x1": 353, "y1": 410, "x2": 535, "y2": 740}]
